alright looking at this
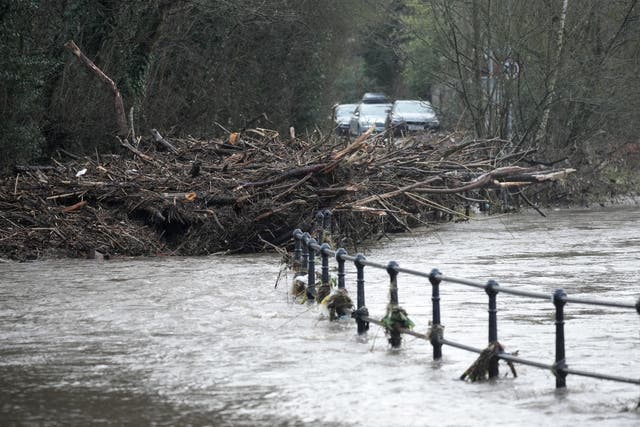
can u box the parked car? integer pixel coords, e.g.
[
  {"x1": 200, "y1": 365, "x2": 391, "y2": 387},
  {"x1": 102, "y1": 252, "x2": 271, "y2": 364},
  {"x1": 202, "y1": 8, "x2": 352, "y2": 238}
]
[
  {"x1": 386, "y1": 100, "x2": 440, "y2": 135},
  {"x1": 361, "y1": 92, "x2": 390, "y2": 104},
  {"x1": 332, "y1": 103, "x2": 358, "y2": 136},
  {"x1": 349, "y1": 102, "x2": 392, "y2": 136}
]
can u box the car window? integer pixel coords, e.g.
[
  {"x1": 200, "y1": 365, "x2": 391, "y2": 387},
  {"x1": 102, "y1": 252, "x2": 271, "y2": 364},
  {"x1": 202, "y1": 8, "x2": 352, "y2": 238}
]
[
  {"x1": 362, "y1": 93, "x2": 389, "y2": 103},
  {"x1": 360, "y1": 104, "x2": 391, "y2": 115},
  {"x1": 337, "y1": 104, "x2": 356, "y2": 116},
  {"x1": 394, "y1": 102, "x2": 434, "y2": 114}
]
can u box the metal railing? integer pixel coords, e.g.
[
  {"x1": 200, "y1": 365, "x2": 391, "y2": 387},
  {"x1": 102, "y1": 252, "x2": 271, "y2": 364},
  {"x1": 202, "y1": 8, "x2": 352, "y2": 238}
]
[{"x1": 291, "y1": 214, "x2": 640, "y2": 389}]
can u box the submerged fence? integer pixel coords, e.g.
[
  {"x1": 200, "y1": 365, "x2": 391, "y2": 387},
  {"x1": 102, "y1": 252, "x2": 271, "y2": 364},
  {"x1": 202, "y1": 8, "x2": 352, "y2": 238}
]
[{"x1": 290, "y1": 212, "x2": 640, "y2": 389}]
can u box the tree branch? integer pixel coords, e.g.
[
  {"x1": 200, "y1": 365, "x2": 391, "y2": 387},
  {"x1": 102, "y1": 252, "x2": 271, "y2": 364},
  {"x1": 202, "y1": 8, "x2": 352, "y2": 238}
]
[{"x1": 64, "y1": 40, "x2": 129, "y2": 137}]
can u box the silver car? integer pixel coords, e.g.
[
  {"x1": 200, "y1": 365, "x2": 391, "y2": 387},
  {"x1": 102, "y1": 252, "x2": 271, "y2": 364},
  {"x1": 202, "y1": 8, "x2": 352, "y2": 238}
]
[
  {"x1": 349, "y1": 103, "x2": 392, "y2": 136},
  {"x1": 332, "y1": 103, "x2": 358, "y2": 136},
  {"x1": 386, "y1": 100, "x2": 440, "y2": 135}
]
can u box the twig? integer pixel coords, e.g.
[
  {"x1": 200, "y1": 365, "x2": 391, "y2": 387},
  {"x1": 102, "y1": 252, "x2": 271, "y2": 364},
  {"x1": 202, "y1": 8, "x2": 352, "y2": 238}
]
[{"x1": 518, "y1": 191, "x2": 547, "y2": 217}]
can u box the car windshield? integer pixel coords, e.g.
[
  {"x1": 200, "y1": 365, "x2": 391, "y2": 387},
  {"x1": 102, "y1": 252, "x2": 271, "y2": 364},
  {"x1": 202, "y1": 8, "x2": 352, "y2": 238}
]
[
  {"x1": 336, "y1": 104, "x2": 357, "y2": 117},
  {"x1": 359, "y1": 104, "x2": 391, "y2": 116},
  {"x1": 394, "y1": 101, "x2": 434, "y2": 115},
  {"x1": 362, "y1": 93, "x2": 389, "y2": 103}
]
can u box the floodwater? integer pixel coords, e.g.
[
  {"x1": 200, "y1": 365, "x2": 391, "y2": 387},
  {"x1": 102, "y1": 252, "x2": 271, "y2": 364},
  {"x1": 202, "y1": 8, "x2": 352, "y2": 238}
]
[{"x1": 0, "y1": 206, "x2": 638, "y2": 426}]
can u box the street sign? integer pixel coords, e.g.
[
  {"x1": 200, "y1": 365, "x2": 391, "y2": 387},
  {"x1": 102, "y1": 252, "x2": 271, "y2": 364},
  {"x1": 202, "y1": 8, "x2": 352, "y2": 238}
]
[{"x1": 503, "y1": 57, "x2": 520, "y2": 79}]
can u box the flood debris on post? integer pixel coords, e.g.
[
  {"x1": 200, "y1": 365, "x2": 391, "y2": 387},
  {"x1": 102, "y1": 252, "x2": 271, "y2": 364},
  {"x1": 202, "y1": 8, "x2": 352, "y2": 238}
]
[
  {"x1": 383, "y1": 261, "x2": 402, "y2": 348},
  {"x1": 320, "y1": 245, "x2": 353, "y2": 321},
  {"x1": 381, "y1": 261, "x2": 414, "y2": 348},
  {"x1": 460, "y1": 279, "x2": 502, "y2": 382}
]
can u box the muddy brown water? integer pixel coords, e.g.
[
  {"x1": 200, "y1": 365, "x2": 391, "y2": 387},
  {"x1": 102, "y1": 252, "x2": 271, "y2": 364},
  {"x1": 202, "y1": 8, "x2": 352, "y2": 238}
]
[{"x1": 1, "y1": 206, "x2": 638, "y2": 426}]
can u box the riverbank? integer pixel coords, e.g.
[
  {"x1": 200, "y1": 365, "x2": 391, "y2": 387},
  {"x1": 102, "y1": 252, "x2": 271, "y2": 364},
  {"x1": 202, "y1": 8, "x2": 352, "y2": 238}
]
[{"x1": 0, "y1": 130, "x2": 577, "y2": 261}]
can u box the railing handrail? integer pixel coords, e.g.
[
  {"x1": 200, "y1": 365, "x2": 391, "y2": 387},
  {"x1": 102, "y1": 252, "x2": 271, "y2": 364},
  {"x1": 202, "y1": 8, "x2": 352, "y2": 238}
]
[
  {"x1": 297, "y1": 229, "x2": 638, "y2": 310},
  {"x1": 291, "y1": 226, "x2": 640, "y2": 389}
]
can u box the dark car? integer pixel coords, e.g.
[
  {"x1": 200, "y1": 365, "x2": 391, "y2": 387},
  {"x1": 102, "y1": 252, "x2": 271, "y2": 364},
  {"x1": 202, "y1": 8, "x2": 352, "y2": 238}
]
[
  {"x1": 386, "y1": 100, "x2": 440, "y2": 135},
  {"x1": 332, "y1": 103, "x2": 358, "y2": 135},
  {"x1": 361, "y1": 92, "x2": 390, "y2": 104}
]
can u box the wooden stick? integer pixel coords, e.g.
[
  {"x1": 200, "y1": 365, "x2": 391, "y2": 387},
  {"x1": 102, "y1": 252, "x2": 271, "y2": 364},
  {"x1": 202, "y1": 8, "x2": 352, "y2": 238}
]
[
  {"x1": 150, "y1": 128, "x2": 179, "y2": 154},
  {"x1": 347, "y1": 176, "x2": 442, "y2": 207},
  {"x1": 62, "y1": 200, "x2": 88, "y2": 213},
  {"x1": 117, "y1": 137, "x2": 156, "y2": 163},
  {"x1": 272, "y1": 173, "x2": 313, "y2": 201}
]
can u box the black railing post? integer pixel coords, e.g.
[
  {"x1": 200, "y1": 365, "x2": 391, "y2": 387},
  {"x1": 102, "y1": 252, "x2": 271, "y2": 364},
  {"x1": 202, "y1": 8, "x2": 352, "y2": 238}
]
[
  {"x1": 553, "y1": 288, "x2": 568, "y2": 388},
  {"x1": 336, "y1": 248, "x2": 347, "y2": 289},
  {"x1": 293, "y1": 229, "x2": 302, "y2": 273},
  {"x1": 387, "y1": 261, "x2": 401, "y2": 348},
  {"x1": 387, "y1": 261, "x2": 399, "y2": 305},
  {"x1": 306, "y1": 238, "x2": 317, "y2": 302},
  {"x1": 315, "y1": 211, "x2": 324, "y2": 243},
  {"x1": 355, "y1": 253, "x2": 369, "y2": 334},
  {"x1": 301, "y1": 232, "x2": 310, "y2": 271},
  {"x1": 320, "y1": 243, "x2": 330, "y2": 286},
  {"x1": 485, "y1": 279, "x2": 500, "y2": 379},
  {"x1": 323, "y1": 209, "x2": 332, "y2": 234},
  {"x1": 429, "y1": 268, "x2": 443, "y2": 360}
]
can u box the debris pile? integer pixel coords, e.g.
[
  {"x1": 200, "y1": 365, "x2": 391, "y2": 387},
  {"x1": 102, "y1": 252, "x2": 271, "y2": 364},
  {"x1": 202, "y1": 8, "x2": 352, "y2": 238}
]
[{"x1": 0, "y1": 128, "x2": 574, "y2": 260}]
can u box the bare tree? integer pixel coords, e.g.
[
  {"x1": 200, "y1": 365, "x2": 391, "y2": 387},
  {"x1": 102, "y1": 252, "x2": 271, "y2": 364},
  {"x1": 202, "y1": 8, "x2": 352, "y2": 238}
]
[{"x1": 534, "y1": 0, "x2": 569, "y2": 145}]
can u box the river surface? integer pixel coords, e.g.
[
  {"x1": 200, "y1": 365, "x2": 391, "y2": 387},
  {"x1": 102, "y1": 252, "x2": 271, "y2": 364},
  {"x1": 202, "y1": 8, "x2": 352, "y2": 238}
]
[{"x1": 0, "y1": 206, "x2": 638, "y2": 426}]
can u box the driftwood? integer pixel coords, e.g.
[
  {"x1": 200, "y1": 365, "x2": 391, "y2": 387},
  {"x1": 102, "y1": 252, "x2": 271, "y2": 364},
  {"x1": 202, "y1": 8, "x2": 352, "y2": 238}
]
[
  {"x1": 0, "y1": 129, "x2": 575, "y2": 261},
  {"x1": 117, "y1": 137, "x2": 156, "y2": 164},
  {"x1": 151, "y1": 128, "x2": 179, "y2": 154},
  {"x1": 239, "y1": 163, "x2": 328, "y2": 188},
  {"x1": 62, "y1": 200, "x2": 87, "y2": 213}
]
